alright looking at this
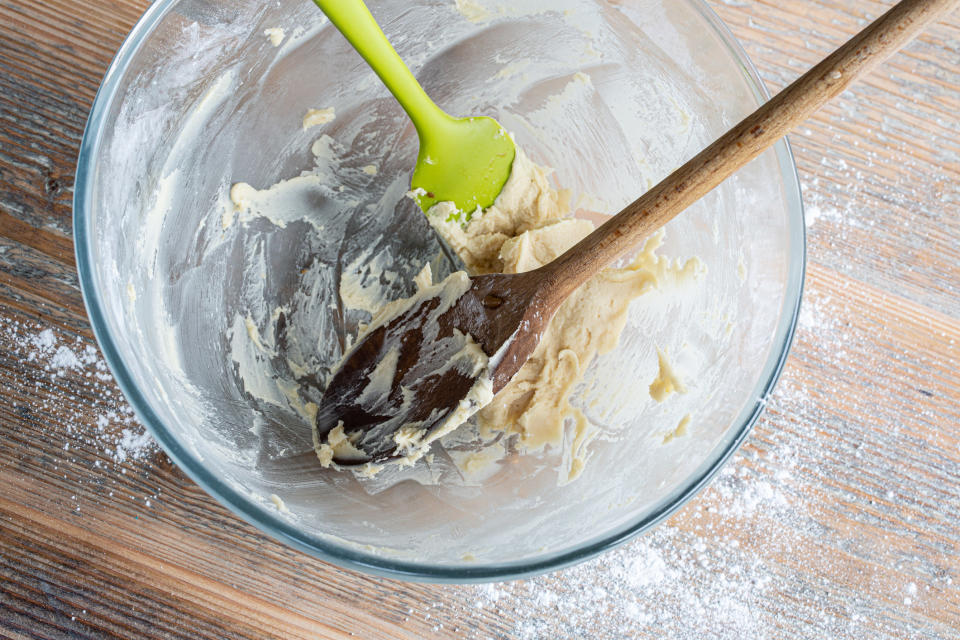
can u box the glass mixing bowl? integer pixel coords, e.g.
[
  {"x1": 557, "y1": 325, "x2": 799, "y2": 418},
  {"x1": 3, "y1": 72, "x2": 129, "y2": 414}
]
[{"x1": 75, "y1": 0, "x2": 804, "y2": 581}]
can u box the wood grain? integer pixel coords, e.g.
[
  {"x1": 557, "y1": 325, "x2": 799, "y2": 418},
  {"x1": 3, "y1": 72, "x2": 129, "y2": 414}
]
[{"x1": 0, "y1": 0, "x2": 957, "y2": 638}]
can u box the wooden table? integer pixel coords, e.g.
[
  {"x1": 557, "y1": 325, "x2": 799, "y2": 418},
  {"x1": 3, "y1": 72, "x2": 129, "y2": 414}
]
[{"x1": 1, "y1": 0, "x2": 957, "y2": 637}]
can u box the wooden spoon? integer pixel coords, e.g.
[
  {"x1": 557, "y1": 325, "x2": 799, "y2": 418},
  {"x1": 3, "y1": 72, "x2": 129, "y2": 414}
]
[{"x1": 315, "y1": 0, "x2": 958, "y2": 465}]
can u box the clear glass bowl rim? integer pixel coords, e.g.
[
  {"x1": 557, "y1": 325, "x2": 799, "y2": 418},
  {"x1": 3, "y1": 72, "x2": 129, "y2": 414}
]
[{"x1": 73, "y1": 0, "x2": 806, "y2": 583}]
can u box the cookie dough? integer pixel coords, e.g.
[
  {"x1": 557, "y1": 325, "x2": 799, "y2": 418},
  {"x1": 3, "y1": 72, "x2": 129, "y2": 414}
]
[
  {"x1": 425, "y1": 148, "x2": 691, "y2": 477},
  {"x1": 302, "y1": 107, "x2": 336, "y2": 130},
  {"x1": 649, "y1": 347, "x2": 686, "y2": 402}
]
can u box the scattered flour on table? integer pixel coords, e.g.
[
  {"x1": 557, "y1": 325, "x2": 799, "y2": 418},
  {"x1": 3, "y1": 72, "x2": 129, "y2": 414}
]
[
  {"x1": 410, "y1": 286, "x2": 948, "y2": 639},
  {"x1": 446, "y1": 459, "x2": 804, "y2": 640},
  {"x1": 1, "y1": 317, "x2": 163, "y2": 510}
]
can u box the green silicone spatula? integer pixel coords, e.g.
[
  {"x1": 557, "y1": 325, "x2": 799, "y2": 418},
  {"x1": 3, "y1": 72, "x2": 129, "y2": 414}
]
[{"x1": 313, "y1": 0, "x2": 516, "y2": 217}]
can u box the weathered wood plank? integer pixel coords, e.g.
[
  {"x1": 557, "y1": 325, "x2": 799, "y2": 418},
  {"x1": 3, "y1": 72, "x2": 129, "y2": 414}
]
[{"x1": 0, "y1": 498, "x2": 347, "y2": 640}]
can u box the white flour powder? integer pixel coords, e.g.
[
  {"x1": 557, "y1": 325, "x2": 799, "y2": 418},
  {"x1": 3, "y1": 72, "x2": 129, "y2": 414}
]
[{"x1": 1, "y1": 317, "x2": 161, "y2": 510}]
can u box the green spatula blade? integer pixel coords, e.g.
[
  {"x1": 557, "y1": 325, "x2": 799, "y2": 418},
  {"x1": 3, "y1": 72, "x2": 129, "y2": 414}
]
[{"x1": 313, "y1": 0, "x2": 515, "y2": 217}]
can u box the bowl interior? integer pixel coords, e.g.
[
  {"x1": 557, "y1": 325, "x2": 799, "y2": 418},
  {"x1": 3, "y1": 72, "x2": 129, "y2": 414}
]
[{"x1": 77, "y1": 0, "x2": 803, "y2": 579}]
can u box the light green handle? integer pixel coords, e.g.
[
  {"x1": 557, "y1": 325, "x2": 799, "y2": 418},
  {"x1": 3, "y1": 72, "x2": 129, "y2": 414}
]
[{"x1": 313, "y1": 0, "x2": 454, "y2": 141}]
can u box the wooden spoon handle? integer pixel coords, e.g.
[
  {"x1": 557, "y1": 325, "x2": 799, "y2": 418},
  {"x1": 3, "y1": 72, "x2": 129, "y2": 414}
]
[{"x1": 540, "y1": 0, "x2": 958, "y2": 304}]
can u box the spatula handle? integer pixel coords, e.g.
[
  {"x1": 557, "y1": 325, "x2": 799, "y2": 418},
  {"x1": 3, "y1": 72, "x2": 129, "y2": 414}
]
[
  {"x1": 313, "y1": 0, "x2": 449, "y2": 137},
  {"x1": 541, "y1": 0, "x2": 957, "y2": 304}
]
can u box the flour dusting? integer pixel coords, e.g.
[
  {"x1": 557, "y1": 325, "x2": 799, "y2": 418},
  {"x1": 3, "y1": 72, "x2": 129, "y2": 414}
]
[
  {"x1": 410, "y1": 282, "x2": 955, "y2": 639},
  {"x1": 1, "y1": 317, "x2": 163, "y2": 511}
]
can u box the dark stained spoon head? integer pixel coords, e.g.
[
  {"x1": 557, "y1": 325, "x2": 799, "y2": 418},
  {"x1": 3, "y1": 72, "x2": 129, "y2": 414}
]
[{"x1": 315, "y1": 269, "x2": 548, "y2": 465}]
